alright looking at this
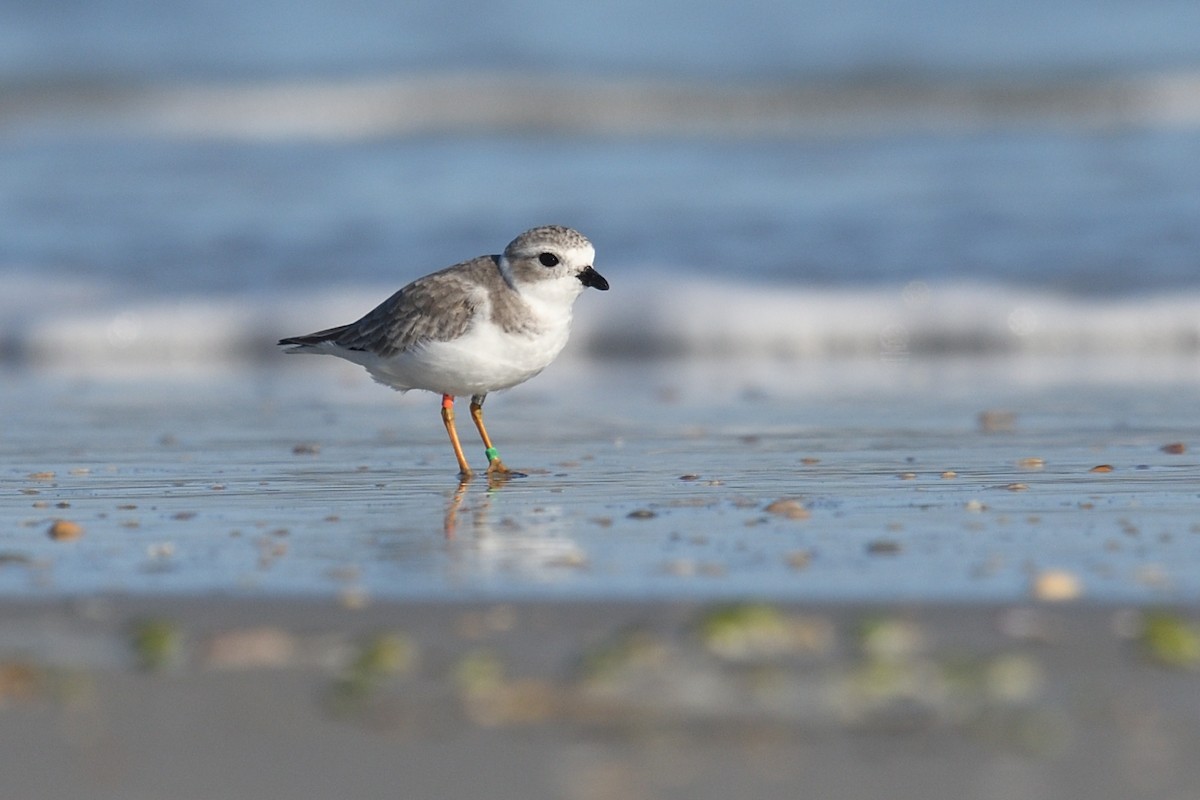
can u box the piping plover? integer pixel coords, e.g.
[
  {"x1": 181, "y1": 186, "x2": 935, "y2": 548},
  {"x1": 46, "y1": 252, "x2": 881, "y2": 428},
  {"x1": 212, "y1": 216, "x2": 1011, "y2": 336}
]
[{"x1": 279, "y1": 225, "x2": 608, "y2": 479}]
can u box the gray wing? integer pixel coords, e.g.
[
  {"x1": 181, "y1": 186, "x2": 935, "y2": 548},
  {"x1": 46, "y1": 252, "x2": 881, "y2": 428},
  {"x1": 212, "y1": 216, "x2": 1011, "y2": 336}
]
[{"x1": 280, "y1": 258, "x2": 496, "y2": 358}]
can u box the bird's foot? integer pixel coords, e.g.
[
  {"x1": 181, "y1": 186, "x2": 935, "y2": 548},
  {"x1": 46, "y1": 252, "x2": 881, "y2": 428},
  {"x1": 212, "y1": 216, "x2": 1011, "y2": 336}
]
[{"x1": 485, "y1": 458, "x2": 528, "y2": 486}]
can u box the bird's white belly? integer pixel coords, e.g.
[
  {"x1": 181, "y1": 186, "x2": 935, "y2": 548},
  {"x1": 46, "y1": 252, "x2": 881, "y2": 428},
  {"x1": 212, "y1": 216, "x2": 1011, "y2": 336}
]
[{"x1": 365, "y1": 317, "x2": 571, "y2": 397}]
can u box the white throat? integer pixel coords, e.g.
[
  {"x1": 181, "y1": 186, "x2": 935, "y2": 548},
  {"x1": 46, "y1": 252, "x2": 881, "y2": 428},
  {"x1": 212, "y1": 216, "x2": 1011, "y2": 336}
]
[{"x1": 518, "y1": 274, "x2": 584, "y2": 327}]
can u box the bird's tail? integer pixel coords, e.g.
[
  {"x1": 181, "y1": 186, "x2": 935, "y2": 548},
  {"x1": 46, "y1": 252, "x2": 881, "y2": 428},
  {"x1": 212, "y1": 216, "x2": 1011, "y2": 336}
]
[{"x1": 277, "y1": 324, "x2": 352, "y2": 353}]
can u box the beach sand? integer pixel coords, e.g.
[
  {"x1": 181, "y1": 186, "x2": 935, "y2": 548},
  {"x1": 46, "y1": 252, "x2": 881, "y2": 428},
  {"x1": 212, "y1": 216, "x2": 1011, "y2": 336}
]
[
  {"x1": 4, "y1": 596, "x2": 1200, "y2": 799},
  {"x1": 4, "y1": 357, "x2": 1200, "y2": 797}
]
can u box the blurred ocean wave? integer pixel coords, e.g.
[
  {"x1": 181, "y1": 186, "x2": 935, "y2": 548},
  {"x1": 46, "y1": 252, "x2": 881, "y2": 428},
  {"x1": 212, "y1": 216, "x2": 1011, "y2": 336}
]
[
  {"x1": 5, "y1": 269, "x2": 1200, "y2": 373},
  {"x1": 7, "y1": 71, "x2": 1200, "y2": 139}
]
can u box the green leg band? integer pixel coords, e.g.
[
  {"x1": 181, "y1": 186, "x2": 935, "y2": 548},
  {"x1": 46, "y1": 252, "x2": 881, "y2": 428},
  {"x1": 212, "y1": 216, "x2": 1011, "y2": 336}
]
[{"x1": 485, "y1": 447, "x2": 500, "y2": 463}]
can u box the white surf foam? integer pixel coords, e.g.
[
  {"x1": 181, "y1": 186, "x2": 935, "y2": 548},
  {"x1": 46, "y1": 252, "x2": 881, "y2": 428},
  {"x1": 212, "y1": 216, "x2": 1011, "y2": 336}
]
[{"x1": 5, "y1": 269, "x2": 1200, "y2": 375}]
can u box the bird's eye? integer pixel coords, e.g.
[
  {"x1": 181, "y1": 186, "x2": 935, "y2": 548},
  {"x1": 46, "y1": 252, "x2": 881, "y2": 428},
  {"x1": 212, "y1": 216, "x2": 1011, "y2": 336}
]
[{"x1": 538, "y1": 252, "x2": 560, "y2": 267}]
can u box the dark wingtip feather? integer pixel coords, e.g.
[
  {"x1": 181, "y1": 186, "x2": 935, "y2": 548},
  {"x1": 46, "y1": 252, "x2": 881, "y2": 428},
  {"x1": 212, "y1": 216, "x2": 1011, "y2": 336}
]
[{"x1": 277, "y1": 324, "x2": 353, "y2": 349}]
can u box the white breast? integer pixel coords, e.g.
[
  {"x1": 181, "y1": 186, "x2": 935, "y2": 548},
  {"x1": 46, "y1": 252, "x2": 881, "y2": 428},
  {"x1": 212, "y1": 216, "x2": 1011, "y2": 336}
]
[{"x1": 360, "y1": 284, "x2": 577, "y2": 397}]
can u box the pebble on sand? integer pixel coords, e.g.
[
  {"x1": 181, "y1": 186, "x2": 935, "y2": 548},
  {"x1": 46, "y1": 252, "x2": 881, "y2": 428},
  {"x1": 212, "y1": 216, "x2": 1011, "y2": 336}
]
[
  {"x1": 204, "y1": 627, "x2": 298, "y2": 670},
  {"x1": 47, "y1": 519, "x2": 84, "y2": 541},
  {"x1": 764, "y1": 499, "x2": 811, "y2": 520},
  {"x1": 785, "y1": 550, "x2": 813, "y2": 570},
  {"x1": 1031, "y1": 570, "x2": 1083, "y2": 602},
  {"x1": 1139, "y1": 612, "x2": 1200, "y2": 670}
]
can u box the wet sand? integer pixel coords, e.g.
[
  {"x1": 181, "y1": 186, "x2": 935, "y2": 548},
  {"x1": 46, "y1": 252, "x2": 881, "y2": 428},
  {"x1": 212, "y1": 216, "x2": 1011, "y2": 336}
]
[
  {"x1": 5, "y1": 358, "x2": 1200, "y2": 602},
  {"x1": 4, "y1": 358, "x2": 1200, "y2": 797},
  {"x1": 4, "y1": 596, "x2": 1200, "y2": 800}
]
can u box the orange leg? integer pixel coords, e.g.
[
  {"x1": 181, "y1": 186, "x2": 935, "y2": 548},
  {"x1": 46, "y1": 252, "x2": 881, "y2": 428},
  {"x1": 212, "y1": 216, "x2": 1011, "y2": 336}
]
[
  {"x1": 469, "y1": 394, "x2": 510, "y2": 477},
  {"x1": 441, "y1": 394, "x2": 473, "y2": 478}
]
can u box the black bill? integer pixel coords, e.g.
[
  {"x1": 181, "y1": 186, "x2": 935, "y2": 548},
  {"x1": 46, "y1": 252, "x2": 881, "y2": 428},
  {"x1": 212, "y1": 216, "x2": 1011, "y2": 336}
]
[{"x1": 578, "y1": 266, "x2": 609, "y2": 291}]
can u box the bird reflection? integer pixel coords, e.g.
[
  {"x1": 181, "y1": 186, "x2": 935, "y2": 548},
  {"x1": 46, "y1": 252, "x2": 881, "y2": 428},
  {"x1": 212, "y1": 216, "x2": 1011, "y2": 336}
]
[
  {"x1": 443, "y1": 479, "x2": 471, "y2": 537},
  {"x1": 439, "y1": 477, "x2": 585, "y2": 587},
  {"x1": 443, "y1": 472, "x2": 511, "y2": 538}
]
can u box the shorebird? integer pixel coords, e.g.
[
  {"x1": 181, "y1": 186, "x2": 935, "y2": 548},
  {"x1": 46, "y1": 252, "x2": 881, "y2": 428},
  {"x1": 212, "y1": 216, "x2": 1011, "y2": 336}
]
[{"x1": 279, "y1": 225, "x2": 608, "y2": 479}]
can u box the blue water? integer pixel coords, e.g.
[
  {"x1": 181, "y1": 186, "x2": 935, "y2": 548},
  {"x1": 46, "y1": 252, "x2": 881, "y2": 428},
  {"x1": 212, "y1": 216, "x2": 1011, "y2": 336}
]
[
  {"x1": 3, "y1": 0, "x2": 1200, "y2": 80},
  {"x1": 5, "y1": 132, "x2": 1200, "y2": 296},
  {"x1": 2, "y1": 0, "x2": 1200, "y2": 365}
]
